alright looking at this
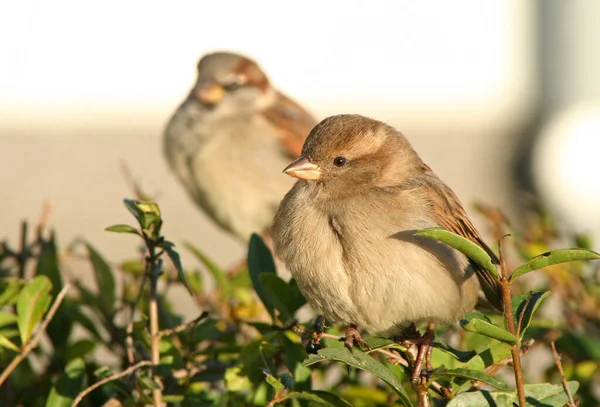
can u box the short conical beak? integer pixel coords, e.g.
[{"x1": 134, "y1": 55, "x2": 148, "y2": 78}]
[
  {"x1": 283, "y1": 156, "x2": 322, "y2": 180},
  {"x1": 194, "y1": 78, "x2": 224, "y2": 105}
]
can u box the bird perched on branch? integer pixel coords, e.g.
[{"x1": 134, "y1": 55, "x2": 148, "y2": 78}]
[
  {"x1": 272, "y1": 114, "x2": 503, "y2": 376},
  {"x1": 164, "y1": 52, "x2": 317, "y2": 242}
]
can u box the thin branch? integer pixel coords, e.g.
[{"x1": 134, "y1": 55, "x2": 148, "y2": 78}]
[
  {"x1": 72, "y1": 360, "x2": 153, "y2": 407},
  {"x1": 0, "y1": 283, "x2": 70, "y2": 386},
  {"x1": 498, "y1": 236, "x2": 526, "y2": 407},
  {"x1": 371, "y1": 348, "x2": 409, "y2": 367},
  {"x1": 148, "y1": 255, "x2": 163, "y2": 406},
  {"x1": 550, "y1": 341, "x2": 577, "y2": 407},
  {"x1": 157, "y1": 311, "x2": 209, "y2": 338},
  {"x1": 35, "y1": 202, "x2": 52, "y2": 241}
]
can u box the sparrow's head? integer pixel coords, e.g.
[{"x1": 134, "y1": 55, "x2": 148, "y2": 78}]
[
  {"x1": 191, "y1": 52, "x2": 274, "y2": 115},
  {"x1": 282, "y1": 114, "x2": 424, "y2": 197}
]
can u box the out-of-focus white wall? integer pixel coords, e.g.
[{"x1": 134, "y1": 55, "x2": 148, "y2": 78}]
[{"x1": 0, "y1": 1, "x2": 536, "y2": 267}]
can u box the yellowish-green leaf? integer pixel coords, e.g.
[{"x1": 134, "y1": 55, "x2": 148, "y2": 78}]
[
  {"x1": 415, "y1": 227, "x2": 499, "y2": 279},
  {"x1": 510, "y1": 248, "x2": 600, "y2": 281},
  {"x1": 17, "y1": 275, "x2": 53, "y2": 345},
  {"x1": 460, "y1": 313, "x2": 517, "y2": 345}
]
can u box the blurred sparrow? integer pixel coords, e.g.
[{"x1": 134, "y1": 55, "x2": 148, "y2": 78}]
[
  {"x1": 273, "y1": 114, "x2": 503, "y2": 354},
  {"x1": 164, "y1": 52, "x2": 317, "y2": 241}
]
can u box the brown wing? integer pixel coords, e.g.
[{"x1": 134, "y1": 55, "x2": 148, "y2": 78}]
[
  {"x1": 261, "y1": 91, "x2": 317, "y2": 158},
  {"x1": 419, "y1": 166, "x2": 504, "y2": 311}
]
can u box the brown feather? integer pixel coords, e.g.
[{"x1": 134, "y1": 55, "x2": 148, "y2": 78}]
[{"x1": 261, "y1": 92, "x2": 318, "y2": 158}]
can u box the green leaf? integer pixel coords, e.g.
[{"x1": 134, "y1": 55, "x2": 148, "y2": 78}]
[
  {"x1": 460, "y1": 313, "x2": 517, "y2": 345},
  {"x1": 434, "y1": 341, "x2": 477, "y2": 363},
  {"x1": 161, "y1": 241, "x2": 193, "y2": 296},
  {"x1": 281, "y1": 390, "x2": 353, "y2": 407},
  {"x1": 415, "y1": 227, "x2": 499, "y2": 279},
  {"x1": 185, "y1": 242, "x2": 231, "y2": 296},
  {"x1": 447, "y1": 381, "x2": 579, "y2": 407},
  {"x1": 259, "y1": 274, "x2": 306, "y2": 321},
  {"x1": 264, "y1": 372, "x2": 285, "y2": 394},
  {"x1": 0, "y1": 334, "x2": 19, "y2": 351},
  {"x1": 45, "y1": 358, "x2": 86, "y2": 407},
  {"x1": 462, "y1": 342, "x2": 513, "y2": 371},
  {"x1": 105, "y1": 224, "x2": 142, "y2": 236},
  {"x1": 86, "y1": 243, "x2": 115, "y2": 317},
  {"x1": 511, "y1": 290, "x2": 551, "y2": 337},
  {"x1": 430, "y1": 367, "x2": 507, "y2": 389},
  {"x1": 17, "y1": 275, "x2": 53, "y2": 345},
  {"x1": 0, "y1": 278, "x2": 22, "y2": 307},
  {"x1": 224, "y1": 366, "x2": 252, "y2": 392},
  {"x1": 248, "y1": 234, "x2": 277, "y2": 320},
  {"x1": 0, "y1": 311, "x2": 17, "y2": 328},
  {"x1": 123, "y1": 199, "x2": 162, "y2": 235},
  {"x1": 510, "y1": 248, "x2": 600, "y2": 281},
  {"x1": 303, "y1": 348, "x2": 413, "y2": 406}
]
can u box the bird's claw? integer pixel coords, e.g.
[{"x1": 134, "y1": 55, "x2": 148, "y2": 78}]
[{"x1": 340, "y1": 324, "x2": 371, "y2": 353}]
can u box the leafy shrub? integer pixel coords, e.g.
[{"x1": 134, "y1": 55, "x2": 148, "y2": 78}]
[{"x1": 0, "y1": 199, "x2": 598, "y2": 407}]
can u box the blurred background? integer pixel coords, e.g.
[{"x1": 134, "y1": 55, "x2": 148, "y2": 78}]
[{"x1": 1, "y1": 0, "x2": 599, "y2": 269}]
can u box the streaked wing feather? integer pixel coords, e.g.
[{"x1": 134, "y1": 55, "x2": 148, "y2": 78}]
[
  {"x1": 420, "y1": 168, "x2": 504, "y2": 311},
  {"x1": 261, "y1": 91, "x2": 317, "y2": 158}
]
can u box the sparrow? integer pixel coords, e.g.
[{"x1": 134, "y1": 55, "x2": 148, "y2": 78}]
[
  {"x1": 272, "y1": 114, "x2": 503, "y2": 351},
  {"x1": 164, "y1": 51, "x2": 317, "y2": 241}
]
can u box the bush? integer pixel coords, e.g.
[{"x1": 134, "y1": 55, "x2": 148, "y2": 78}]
[{"x1": 0, "y1": 199, "x2": 598, "y2": 407}]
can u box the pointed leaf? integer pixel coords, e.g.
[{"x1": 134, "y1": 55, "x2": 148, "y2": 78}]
[
  {"x1": 415, "y1": 228, "x2": 499, "y2": 279},
  {"x1": 463, "y1": 342, "x2": 513, "y2": 371},
  {"x1": 430, "y1": 367, "x2": 507, "y2": 389},
  {"x1": 161, "y1": 241, "x2": 193, "y2": 296},
  {"x1": 17, "y1": 275, "x2": 53, "y2": 344},
  {"x1": 510, "y1": 248, "x2": 600, "y2": 281},
  {"x1": 303, "y1": 347, "x2": 413, "y2": 406},
  {"x1": 86, "y1": 243, "x2": 115, "y2": 316},
  {"x1": 447, "y1": 381, "x2": 579, "y2": 407},
  {"x1": 248, "y1": 234, "x2": 277, "y2": 320},
  {"x1": 45, "y1": 358, "x2": 86, "y2": 407},
  {"x1": 282, "y1": 390, "x2": 353, "y2": 407},
  {"x1": 460, "y1": 313, "x2": 517, "y2": 345},
  {"x1": 0, "y1": 278, "x2": 22, "y2": 307},
  {"x1": 264, "y1": 372, "x2": 285, "y2": 394},
  {"x1": 0, "y1": 334, "x2": 19, "y2": 351},
  {"x1": 185, "y1": 242, "x2": 231, "y2": 295},
  {"x1": 123, "y1": 199, "x2": 162, "y2": 235},
  {"x1": 512, "y1": 290, "x2": 551, "y2": 338},
  {"x1": 105, "y1": 224, "x2": 142, "y2": 236}
]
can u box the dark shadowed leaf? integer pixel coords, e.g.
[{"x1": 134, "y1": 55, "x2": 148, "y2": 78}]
[
  {"x1": 248, "y1": 234, "x2": 277, "y2": 320},
  {"x1": 447, "y1": 381, "x2": 579, "y2": 407},
  {"x1": 281, "y1": 390, "x2": 353, "y2": 406},
  {"x1": 460, "y1": 313, "x2": 517, "y2": 345},
  {"x1": 510, "y1": 248, "x2": 600, "y2": 281},
  {"x1": 105, "y1": 224, "x2": 142, "y2": 236},
  {"x1": 303, "y1": 347, "x2": 413, "y2": 406},
  {"x1": 430, "y1": 367, "x2": 507, "y2": 389},
  {"x1": 259, "y1": 274, "x2": 305, "y2": 321},
  {"x1": 17, "y1": 275, "x2": 53, "y2": 345},
  {"x1": 45, "y1": 358, "x2": 86, "y2": 407},
  {"x1": 161, "y1": 240, "x2": 193, "y2": 296},
  {"x1": 86, "y1": 243, "x2": 115, "y2": 317},
  {"x1": 36, "y1": 232, "x2": 63, "y2": 295},
  {"x1": 511, "y1": 290, "x2": 551, "y2": 338},
  {"x1": 415, "y1": 227, "x2": 499, "y2": 279}
]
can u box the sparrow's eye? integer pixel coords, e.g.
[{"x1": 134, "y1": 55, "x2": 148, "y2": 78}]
[
  {"x1": 222, "y1": 82, "x2": 242, "y2": 91},
  {"x1": 333, "y1": 156, "x2": 348, "y2": 167}
]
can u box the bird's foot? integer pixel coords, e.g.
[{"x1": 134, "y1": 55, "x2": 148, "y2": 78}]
[{"x1": 340, "y1": 324, "x2": 371, "y2": 353}]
